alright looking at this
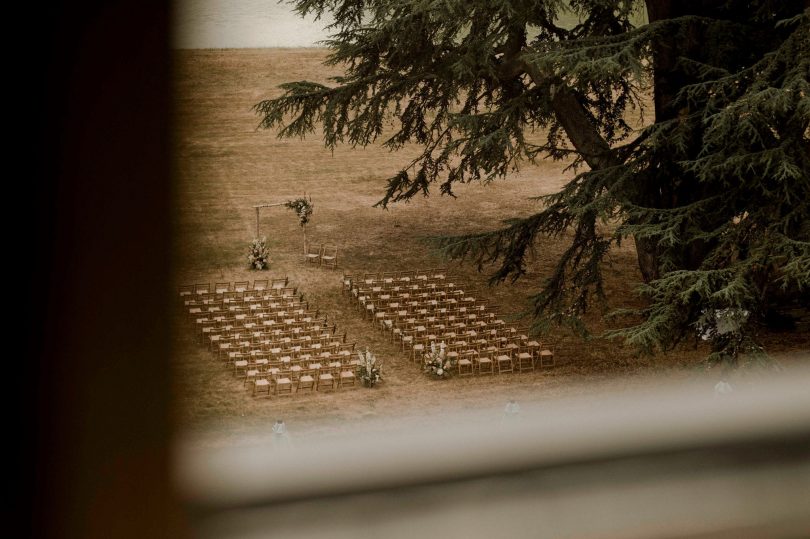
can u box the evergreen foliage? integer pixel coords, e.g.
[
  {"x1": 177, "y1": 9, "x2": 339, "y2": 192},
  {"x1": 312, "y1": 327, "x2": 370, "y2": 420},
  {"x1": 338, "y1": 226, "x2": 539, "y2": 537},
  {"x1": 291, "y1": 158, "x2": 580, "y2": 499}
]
[{"x1": 256, "y1": 1, "x2": 810, "y2": 364}]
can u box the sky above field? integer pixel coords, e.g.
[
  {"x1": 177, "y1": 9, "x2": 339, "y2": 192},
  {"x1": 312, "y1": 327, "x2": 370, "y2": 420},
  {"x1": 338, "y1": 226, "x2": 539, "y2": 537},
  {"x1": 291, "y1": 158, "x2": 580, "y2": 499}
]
[{"x1": 173, "y1": 0, "x2": 333, "y2": 48}]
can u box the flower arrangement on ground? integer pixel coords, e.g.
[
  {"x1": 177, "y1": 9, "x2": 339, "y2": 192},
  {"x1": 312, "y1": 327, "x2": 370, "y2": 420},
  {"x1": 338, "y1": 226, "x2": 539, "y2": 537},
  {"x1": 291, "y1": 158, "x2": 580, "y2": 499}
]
[
  {"x1": 284, "y1": 197, "x2": 313, "y2": 227},
  {"x1": 357, "y1": 348, "x2": 383, "y2": 387},
  {"x1": 247, "y1": 237, "x2": 270, "y2": 270},
  {"x1": 424, "y1": 342, "x2": 453, "y2": 379}
]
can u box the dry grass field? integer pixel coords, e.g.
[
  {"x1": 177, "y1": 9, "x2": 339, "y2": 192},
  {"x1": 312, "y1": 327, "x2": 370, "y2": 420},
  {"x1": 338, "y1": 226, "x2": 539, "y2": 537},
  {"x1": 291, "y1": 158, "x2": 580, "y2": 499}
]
[{"x1": 171, "y1": 49, "x2": 808, "y2": 446}]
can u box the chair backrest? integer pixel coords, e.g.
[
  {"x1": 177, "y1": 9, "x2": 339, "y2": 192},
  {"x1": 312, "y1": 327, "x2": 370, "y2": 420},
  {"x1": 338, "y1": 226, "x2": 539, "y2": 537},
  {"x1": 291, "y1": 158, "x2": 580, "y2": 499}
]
[
  {"x1": 234, "y1": 281, "x2": 250, "y2": 292},
  {"x1": 321, "y1": 245, "x2": 338, "y2": 268},
  {"x1": 195, "y1": 283, "x2": 211, "y2": 294},
  {"x1": 253, "y1": 279, "x2": 269, "y2": 291},
  {"x1": 271, "y1": 277, "x2": 288, "y2": 289}
]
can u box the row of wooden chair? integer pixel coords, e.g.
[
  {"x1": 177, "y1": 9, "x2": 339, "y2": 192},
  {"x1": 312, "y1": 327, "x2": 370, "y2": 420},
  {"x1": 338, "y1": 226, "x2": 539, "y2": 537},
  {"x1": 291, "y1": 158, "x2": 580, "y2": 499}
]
[
  {"x1": 186, "y1": 301, "x2": 304, "y2": 316},
  {"x1": 422, "y1": 339, "x2": 554, "y2": 376},
  {"x1": 214, "y1": 332, "x2": 349, "y2": 360},
  {"x1": 348, "y1": 268, "x2": 449, "y2": 284},
  {"x1": 216, "y1": 337, "x2": 352, "y2": 360},
  {"x1": 197, "y1": 311, "x2": 324, "y2": 327},
  {"x1": 203, "y1": 321, "x2": 334, "y2": 342},
  {"x1": 248, "y1": 363, "x2": 359, "y2": 397},
  {"x1": 201, "y1": 318, "x2": 336, "y2": 345},
  {"x1": 357, "y1": 290, "x2": 477, "y2": 313},
  {"x1": 196, "y1": 317, "x2": 328, "y2": 341},
  {"x1": 364, "y1": 298, "x2": 487, "y2": 323},
  {"x1": 305, "y1": 243, "x2": 338, "y2": 269},
  {"x1": 184, "y1": 287, "x2": 299, "y2": 306},
  {"x1": 179, "y1": 277, "x2": 289, "y2": 298},
  {"x1": 197, "y1": 320, "x2": 327, "y2": 344},
  {"x1": 238, "y1": 350, "x2": 360, "y2": 381},
  {"x1": 341, "y1": 269, "x2": 449, "y2": 294},
  {"x1": 190, "y1": 302, "x2": 313, "y2": 318},
  {"x1": 191, "y1": 305, "x2": 315, "y2": 321},
  {"x1": 353, "y1": 280, "x2": 460, "y2": 294}
]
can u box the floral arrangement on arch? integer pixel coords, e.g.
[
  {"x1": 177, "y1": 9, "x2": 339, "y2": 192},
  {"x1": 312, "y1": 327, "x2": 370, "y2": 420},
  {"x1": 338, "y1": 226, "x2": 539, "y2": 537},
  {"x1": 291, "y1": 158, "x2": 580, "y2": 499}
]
[
  {"x1": 357, "y1": 348, "x2": 383, "y2": 387},
  {"x1": 424, "y1": 342, "x2": 453, "y2": 379},
  {"x1": 247, "y1": 237, "x2": 270, "y2": 270},
  {"x1": 284, "y1": 197, "x2": 313, "y2": 227}
]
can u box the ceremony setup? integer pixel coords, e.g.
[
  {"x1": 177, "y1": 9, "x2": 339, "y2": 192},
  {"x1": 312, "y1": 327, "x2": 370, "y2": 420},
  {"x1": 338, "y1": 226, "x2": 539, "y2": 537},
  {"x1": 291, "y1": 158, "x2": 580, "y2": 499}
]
[
  {"x1": 171, "y1": 44, "x2": 809, "y2": 441},
  {"x1": 178, "y1": 276, "x2": 389, "y2": 397},
  {"x1": 178, "y1": 263, "x2": 556, "y2": 401},
  {"x1": 346, "y1": 269, "x2": 555, "y2": 375},
  {"x1": 162, "y1": 0, "x2": 810, "y2": 458},
  {"x1": 31, "y1": 3, "x2": 810, "y2": 538}
]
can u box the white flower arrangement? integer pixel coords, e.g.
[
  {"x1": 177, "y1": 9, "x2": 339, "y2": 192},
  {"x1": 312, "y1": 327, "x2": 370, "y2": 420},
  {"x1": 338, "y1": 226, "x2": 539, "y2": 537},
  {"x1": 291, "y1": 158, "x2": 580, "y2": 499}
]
[
  {"x1": 423, "y1": 342, "x2": 453, "y2": 379},
  {"x1": 357, "y1": 348, "x2": 383, "y2": 387},
  {"x1": 284, "y1": 197, "x2": 314, "y2": 227},
  {"x1": 696, "y1": 307, "x2": 750, "y2": 341},
  {"x1": 247, "y1": 237, "x2": 270, "y2": 270}
]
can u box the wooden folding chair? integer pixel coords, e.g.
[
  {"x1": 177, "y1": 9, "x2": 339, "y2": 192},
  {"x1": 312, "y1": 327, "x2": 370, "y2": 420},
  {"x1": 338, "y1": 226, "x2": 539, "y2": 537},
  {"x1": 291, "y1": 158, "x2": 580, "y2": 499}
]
[
  {"x1": 305, "y1": 243, "x2": 323, "y2": 265},
  {"x1": 233, "y1": 281, "x2": 250, "y2": 293},
  {"x1": 232, "y1": 358, "x2": 249, "y2": 376},
  {"x1": 179, "y1": 284, "x2": 194, "y2": 300},
  {"x1": 338, "y1": 366, "x2": 357, "y2": 389},
  {"x1": 244, "y1": 369, "x2": 259, "y2": 389},
  {"x1": 320, "y1": 245, "x2": 338, "y2": 270},
  {"x1": 373, "y1": 309, "x2": 389, "y2": 332},
  {"x1": 474, "y1": 348, "x2": 494, "y2": 375},
  {"x1": 253, "y1": 376, "x2": 272, "y2": 397},
  {"x1": 271, "y1": 277, "x2": 288, "y2": 290},
  {"x1": 496, "y1": 348, "x2": 514, "y2": 374},
  {"x1": 411, "y1": 334, "x2": 428, "y2": 364},
  {"x1": 444, "y1": 342, "x2": 461, "y2": 363},
  {"x1": 316, "y1": 366, "x2": 336, "y2": 392},
  {"x1": 341, "y1": 273, "x2": 354, "y2": 295},
  {"x1": 539, "y1": 346, "x2": 555, "y2": 368},
  {"x1": 253, "y1": 278, "x2": 269, "y2": 291},
  {"x1": 215, "y1": 282, "x2": 230, "y2": 294},
  {"x1": 516, "y1": 346, "x2": 535, "y2": 373},
  {"x1": 274, "y1": 374, "x2": 293, "y2": 397},
  {"x1": 337, "y1": 342, "x2": 356, "y2": 360},
  {"x1": 195, "y1": 283, "x2": 211, "y2": 295},
  {"x1": 457, "y1": 347, "x2": 475, "y2": 377},
  {"x1": 296, "y1": 369, "x2": 316, "y2": 394}
]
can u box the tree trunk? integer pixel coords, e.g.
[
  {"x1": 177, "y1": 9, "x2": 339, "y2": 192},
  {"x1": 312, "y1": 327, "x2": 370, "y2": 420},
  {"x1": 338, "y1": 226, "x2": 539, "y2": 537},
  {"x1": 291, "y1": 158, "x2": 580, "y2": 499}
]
[
  {"x1": 532, "y1": 0, "x2": 715, "y2": 283},
  {"x1": 634, "y1": 236, "x2": 661, "y2": 282},
  {"x1": 633, "y1": 0, "x2": 713, "y2": 281}
]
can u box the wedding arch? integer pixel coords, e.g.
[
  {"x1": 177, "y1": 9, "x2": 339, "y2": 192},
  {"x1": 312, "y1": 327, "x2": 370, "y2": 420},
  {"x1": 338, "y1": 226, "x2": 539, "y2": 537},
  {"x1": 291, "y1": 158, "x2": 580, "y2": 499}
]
[{"x1": 253, "y1": 195, "x2": 313, "y2": 253}]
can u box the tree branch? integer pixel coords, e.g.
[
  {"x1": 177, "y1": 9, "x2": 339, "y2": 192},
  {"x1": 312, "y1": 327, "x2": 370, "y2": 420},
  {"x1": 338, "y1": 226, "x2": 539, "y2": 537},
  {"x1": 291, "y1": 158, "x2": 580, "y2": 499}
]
[{"x1": 521, "y1": 60, "x2": 621, "y2": 170}]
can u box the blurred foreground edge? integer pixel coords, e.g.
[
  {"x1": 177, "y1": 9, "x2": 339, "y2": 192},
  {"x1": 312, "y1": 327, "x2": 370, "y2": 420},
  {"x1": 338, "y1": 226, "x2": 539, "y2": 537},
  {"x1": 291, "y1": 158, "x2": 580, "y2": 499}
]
[{"x1": 176, "y1": 367, "x2": 810, "y2": 539}]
